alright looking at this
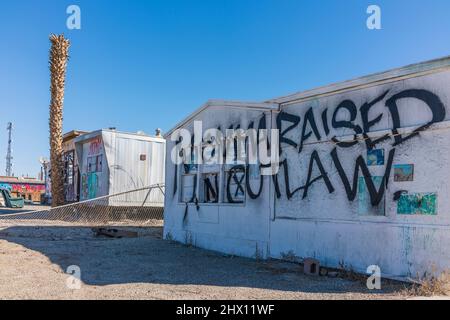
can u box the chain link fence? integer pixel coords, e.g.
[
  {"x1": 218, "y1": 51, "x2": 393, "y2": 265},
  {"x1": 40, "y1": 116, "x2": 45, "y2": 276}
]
[{"x1": 0, "y1": 184, "x2": 165, "y2": 225}]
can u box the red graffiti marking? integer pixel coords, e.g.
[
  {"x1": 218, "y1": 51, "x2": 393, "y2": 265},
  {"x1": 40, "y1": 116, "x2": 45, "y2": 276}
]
[
  {"x1": 10, "y1": 184, "x2": 45, "y2": 192},
  {"x1": 88, "y1": 137, "x2": 102, "y2": 155}
]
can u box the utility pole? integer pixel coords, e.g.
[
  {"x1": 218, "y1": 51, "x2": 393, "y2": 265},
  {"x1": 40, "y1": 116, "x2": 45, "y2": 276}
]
[{"x1": 5, "y1": 122, "x2": 13, "y2": 176}]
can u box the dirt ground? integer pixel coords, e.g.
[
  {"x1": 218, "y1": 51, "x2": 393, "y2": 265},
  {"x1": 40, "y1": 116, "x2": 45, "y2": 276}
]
[{"x1": 0, "y1": 214, "x2": 418, "y2": 300}]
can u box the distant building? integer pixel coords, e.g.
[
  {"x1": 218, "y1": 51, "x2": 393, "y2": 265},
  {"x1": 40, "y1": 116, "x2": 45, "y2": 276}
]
[{"x1": 0, "y1": 176, "x2": 45, "y2": 203}]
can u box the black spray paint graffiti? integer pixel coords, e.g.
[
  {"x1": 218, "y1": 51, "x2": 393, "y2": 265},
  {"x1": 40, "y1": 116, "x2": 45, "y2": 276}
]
[
  {"x1": 175, "y1": 88, "x2": 446, "y2": 207},
  {"x1": 204, "y1": 174, "x2": 219, "y2": 203},
  {"x1": 226, "y1": 165, "x2": 245, "y2": 204},
  {"x1": 330, "y1": 147, "x2": 395, "y2": 206},
  {"x1": 271, "y1": 88, "x2": 445, "y2": 206}
]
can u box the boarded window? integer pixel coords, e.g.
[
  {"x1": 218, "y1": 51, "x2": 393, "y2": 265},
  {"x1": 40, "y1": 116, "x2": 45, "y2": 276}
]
[
  {"x1": 180, "y1": 174, "x2": 197, "y2": 203},
  {"x1": 358, "y1": 176, "x2": 385, "y2": 216},
  {"x1": 201, "y1": 172, "x2": 219, "y2": 203},
  {"x1": 223, "y1": 166, "x2": 246, "y2": 204},
  {"x1": 87, "y1": 155, "x2": 103, "y2": 173},
  {"x1": 64, "y1": 151, "x2": 75, "y2": 185}
]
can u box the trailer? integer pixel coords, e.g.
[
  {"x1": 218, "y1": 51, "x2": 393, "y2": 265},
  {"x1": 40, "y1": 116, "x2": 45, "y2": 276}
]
[{"x1": 74, "y1": 129, "x2": 165, "y2": 207}]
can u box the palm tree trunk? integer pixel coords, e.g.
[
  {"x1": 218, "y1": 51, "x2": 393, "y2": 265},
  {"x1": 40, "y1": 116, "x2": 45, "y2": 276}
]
[{"x1": 49, "y1": 34, "x2": 70, "y2": 207}]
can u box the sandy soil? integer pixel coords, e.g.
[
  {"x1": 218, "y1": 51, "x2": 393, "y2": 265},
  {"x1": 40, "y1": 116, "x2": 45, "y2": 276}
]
[{"x1": 0, "y1": 218, "x2": 410, "y2": 300}]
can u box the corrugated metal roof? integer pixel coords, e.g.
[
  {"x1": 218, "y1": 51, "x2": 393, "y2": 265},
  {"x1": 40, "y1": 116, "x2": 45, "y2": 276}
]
[{"x1": 74, "y1": 129, "x2": 165, "y2": 144}]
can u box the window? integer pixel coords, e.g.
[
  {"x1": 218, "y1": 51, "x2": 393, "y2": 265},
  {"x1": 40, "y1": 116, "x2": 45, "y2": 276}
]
[
  {"x1": 223, "y1": 165, "x2": 246, "y2": 204},
  {"x1": 87, "y1": 154, "x2": 103, "y2": 173},
  {"x1": 177, "y1": 151, "x2": 250, "y2": 205},
  {"x1": 64, "y1": 151, "x2": 75, "y2": 185},
  {"x1": 180, "y1": 173, "x2": 197, "y2": 203},
  {"x1": 96, "y1": 154, "x2": 103, "y2": 172},
  {"x1": 358, "y1": 176, "x2": 385, "y2": 216},
  {"x1": 87, "y1": 156, "x2": 96, "y2": 173},
  {"x1": 180, "y1": 161, "x2": 198, "y2": 203},
  {"x1": 201, "y1": 172, "x2": 219, "y2": 203}
]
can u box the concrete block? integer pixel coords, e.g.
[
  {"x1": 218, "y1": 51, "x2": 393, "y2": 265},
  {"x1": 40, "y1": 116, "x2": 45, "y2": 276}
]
[{"x1": 303, "y1": 258, "x2": 320, "y2": 276}]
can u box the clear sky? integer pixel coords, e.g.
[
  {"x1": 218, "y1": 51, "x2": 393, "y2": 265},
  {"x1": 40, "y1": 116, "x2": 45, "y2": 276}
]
[{"x1": 1, "y1": 0, "x2": 450, "y2": 177}]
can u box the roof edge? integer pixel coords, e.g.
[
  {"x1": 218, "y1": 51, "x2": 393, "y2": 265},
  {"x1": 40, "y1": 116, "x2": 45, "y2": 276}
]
[
  {"x1": 164, "y1": 99, "x2": 278, "y2": 138},
  {"x1": 74, "y1": 129, "x2": 165, "y2": 144},
  {"x1": 267, "y1": 55, "x2": 450, "y2": 105}
]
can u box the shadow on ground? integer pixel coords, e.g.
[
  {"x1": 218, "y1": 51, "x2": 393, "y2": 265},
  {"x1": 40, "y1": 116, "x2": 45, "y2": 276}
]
[
  {"x1": 0, "y1": 225, "x2": 405, "y2": 296},
  {"x1": 0, "y1": 208, "x2": 34, "y2": 215},
  {"x1": 0, "y1": 205, "x2": 50, "y2": 215}
]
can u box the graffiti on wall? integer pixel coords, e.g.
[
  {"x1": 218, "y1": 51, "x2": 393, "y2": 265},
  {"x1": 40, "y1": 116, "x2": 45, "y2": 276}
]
[
  {"x1": 397, "y1": 192, "x2": 437, "y2": 215},
  {"x1": 0, "y1": 182, "x2": 45, "y2": 193},
  {"x1": 88, "y1": 136, "x2": 102, "y2": 156},
  {"x1": 80, "y1": 136, "x2": 104, "y2": 200},
  {"x1": 394, "y1": 164, "x2": 414, "y2": 182},
  {"x1": 174, "y1": 87, "x2": 446, "y2": 216},
  {"x1": 0, "y1": 183, "x2": 12, "y2": 191},
  {"x1": 358, "y1": 176, "x2": 385, "y2": 216},
  {"x1": 367, "y1": 149, "x2": 385, "y2": 166},
  {"x1": 81, "y1": 173, "x2": 99, "y2": 200}
]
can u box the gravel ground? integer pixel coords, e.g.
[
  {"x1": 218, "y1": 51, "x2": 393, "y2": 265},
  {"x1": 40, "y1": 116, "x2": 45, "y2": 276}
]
[{"x1": 0, "y1": 218, "x2": 410, "y2": 300}]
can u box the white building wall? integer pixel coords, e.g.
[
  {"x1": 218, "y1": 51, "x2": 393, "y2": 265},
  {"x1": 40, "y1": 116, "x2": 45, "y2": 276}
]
[
  {"x1": 163, "y1": 59, "x2": 450, "y2": 280},
  {"x1": 76, "y1": 130, "x2": 165, "y2": 206},
  {"x1": 164, "y1": 105, "x2": 274, "y2": 258},
  {"x1": 269, "y1": 70, "x2": 450, "y2": 278}
]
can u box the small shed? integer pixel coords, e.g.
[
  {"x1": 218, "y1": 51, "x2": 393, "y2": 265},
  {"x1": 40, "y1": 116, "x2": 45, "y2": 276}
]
[{"x1": 74, "y1": 129, "x2": 165, "y2": 206}]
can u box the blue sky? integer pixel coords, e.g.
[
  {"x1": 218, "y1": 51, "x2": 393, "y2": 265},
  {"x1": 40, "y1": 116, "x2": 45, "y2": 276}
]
[{"x1": 1, "y1": 0, "x2": 450, "y2": 177}]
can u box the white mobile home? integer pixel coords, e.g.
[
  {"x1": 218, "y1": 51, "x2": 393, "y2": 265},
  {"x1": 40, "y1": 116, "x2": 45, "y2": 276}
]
[
  {"x1": 163, "y1": 56, "x2": 450, "y2": 280},
  {"x1": 75, "y1": 129, "x2": 165, "y2": 206}
]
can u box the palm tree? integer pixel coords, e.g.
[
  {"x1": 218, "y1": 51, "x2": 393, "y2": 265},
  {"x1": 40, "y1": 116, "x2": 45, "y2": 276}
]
[{"x1": 49, "y1": 34, "x2": 70, "y2": 207}]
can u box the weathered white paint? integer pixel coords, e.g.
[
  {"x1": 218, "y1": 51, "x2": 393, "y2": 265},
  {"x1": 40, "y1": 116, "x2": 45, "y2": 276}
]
[
  {"x1": 164, "y1": 105, "x2": 274, "y2": 258},
  {"x1": 163, "y1": 56, "x2": 450, "y2": 280}
]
